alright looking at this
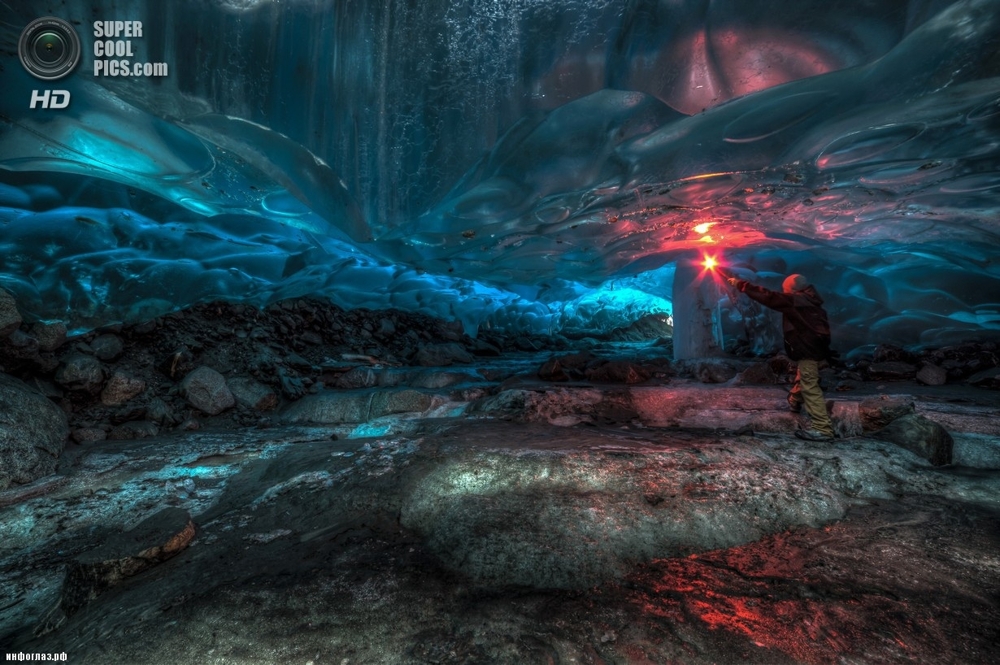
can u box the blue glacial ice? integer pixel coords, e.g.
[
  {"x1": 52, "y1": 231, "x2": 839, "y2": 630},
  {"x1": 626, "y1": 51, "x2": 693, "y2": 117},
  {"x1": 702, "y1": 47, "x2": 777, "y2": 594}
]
[{"x1": 1, "y1": 0, "x2": 1000, "y2": 353}]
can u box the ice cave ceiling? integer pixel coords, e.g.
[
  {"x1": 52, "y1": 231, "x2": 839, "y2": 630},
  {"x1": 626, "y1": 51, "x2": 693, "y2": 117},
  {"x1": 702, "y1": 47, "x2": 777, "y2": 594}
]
[{"x1": 1, "y1": 0, "x2": 1000, "y2": 353}]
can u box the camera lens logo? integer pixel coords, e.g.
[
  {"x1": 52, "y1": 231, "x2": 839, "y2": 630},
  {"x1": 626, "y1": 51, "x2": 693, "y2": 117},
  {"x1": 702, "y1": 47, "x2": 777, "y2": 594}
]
[{"x1": 18, "y1": 17, "x2": 81, "y2": 81}]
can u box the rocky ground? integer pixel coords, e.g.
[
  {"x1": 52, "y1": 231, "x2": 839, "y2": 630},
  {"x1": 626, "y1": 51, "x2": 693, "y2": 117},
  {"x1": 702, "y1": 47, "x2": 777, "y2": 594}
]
[{"x1": 1, "y1": 293, "x2": 999, "y2": 664}]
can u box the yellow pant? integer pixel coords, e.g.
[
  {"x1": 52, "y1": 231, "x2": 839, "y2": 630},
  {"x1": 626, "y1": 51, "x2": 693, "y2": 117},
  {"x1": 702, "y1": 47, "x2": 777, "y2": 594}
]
[{"x1": 789, "y1": 359, "x2": 834, "y2": 437}]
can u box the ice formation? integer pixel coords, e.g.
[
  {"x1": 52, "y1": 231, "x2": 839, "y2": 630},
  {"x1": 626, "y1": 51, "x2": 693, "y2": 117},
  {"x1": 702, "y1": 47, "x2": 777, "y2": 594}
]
[{"x1": 1, "y1": 0, "x2": 1000, "y2": 353}]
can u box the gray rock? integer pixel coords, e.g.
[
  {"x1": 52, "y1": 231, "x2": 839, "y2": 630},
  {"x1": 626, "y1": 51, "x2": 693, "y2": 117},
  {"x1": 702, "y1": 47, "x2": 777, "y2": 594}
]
[
  {"x1": 586, "y1": 361, "x2": 652, "y2": 384},
  {"x1": 227, "y1": 376, "x2": 278, "y2": 411},
  {"x1": 0, "y1": 373, "x2": 68, "y2": 490},
  {"x1": 873, "y1": 344, "x2": 915, "y2": 364},
  {"x1": 538, "y1": 358, "x2": 568, "y2": 382},
  {"x1": 145, "y1": 397, "x2": 176, "y2": 425},
  {"x1": 375, "y1": 370, "x2": 408, "y2": 387},
  {"x1": 335, "y1": 367, "x2": 379, "y2": 389},
  {"x1": 108, "y1": 421, "x2": 160, "y2": 441},
  {"x1": 867, "y1": 361, "x2": 917, "y2": 380},
  {"x1": 916, "y1": 364, "x2": 948, "y2": 386},
  {"x1": 950, "y1": 433, "x2": 1000, "y2": 469},
  {"x1": 967, "y1": 367, "x2": 1000, "y2": 389},
  {"x1": 415, "y1": 343, "x2": 474, "y2": 367},
  {"x1": 300, "y1": 331, "x2": 323, "y2": 345},
  {"x1": 282, "y1": 389, "x2": 434, "y2": 424},
  {"x1": 179, "y1": 366, "x2": 235, "y2": 415},
  {"x1": 874, "y1": 414, "x2": 953, "y2": 466},
  {"x1": 378, "y1": 318, "x2": 396, "y2": 336},
  {"x1": 734, "y1": 362, "x2": 778, "y2": 385},
  {"x1": 30, "y1": 322, "x2": 67, "y2": 352},
  {"x1": 467, "y1": 337, "x2": 501, "y2": 356},
  {"x1": 277, "y1": 369, "x2": 306, "y2": 400},
  {"x1": 678, "y1": 358, "x2": 740, "y2": 384},
  {"x1": 859, "y1": 396, "x2": 915, "y2": 431},
  {"x1": 100, "y1": 372, "x2": 146, "y2": 406},
  {"x1": 55, "y1": 353, "x2": 105, "y2": 393},
  {"x1": 72, "y1": 428, "x2": 108, "y2": 444},
  {"x1": 472, "y1": 388, "x2": 621, "y2": 426},
  {"x1": 0, "y1": 288, "x2": 21, "y2": 338},
  {"x1": 284, "y1": 353, "x2": 313, "y2": 370},
  {"x1": 5, "y1": 329, "x2": 37, "y2": 351},
  {"x1": 282, "y1": 392, "x2": 373, "y2": 424},
  {"x1": 371, "y1": 389, "x2": 434, "y2": 418},
  {"x1": 410, "y1": 371, "x2": 479, "y2": 390},
  {"x1": 90, "y1": 334, "x2": 124, "y2": 362}
]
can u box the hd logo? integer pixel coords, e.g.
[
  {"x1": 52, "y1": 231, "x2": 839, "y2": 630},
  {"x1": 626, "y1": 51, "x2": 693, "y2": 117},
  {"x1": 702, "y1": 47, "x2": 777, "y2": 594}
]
[
  {"x1": 18, "y1": 16, "x2": 81, "y2": 109},
  {"x1": 29, "y1": 89, "x2": 71, "y2": 109}
]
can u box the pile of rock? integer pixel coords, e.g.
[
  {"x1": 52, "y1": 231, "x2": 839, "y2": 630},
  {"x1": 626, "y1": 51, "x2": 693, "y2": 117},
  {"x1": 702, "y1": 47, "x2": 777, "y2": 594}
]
[
  {"x1": 853, "y1": 342, "x2": 1000, "y2": 387},
  {"x1": 537, "y1": 351, "x2": 671, "y2": 385},
  {"x1": 0, "y1": 291, "x2": 538, "y2": 483}
]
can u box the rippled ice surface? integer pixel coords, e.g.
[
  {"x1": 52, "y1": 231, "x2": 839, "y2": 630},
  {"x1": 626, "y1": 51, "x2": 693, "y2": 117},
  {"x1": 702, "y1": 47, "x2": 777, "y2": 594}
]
[{"x1": 1, "y1": 0, "x2": 1000, "y2": 353}]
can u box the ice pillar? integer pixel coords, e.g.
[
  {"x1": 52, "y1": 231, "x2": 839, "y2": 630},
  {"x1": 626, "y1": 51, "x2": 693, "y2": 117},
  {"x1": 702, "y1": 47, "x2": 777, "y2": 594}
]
[{"x1": 672, "y1": 258, "x2": 725, "y2": 360}]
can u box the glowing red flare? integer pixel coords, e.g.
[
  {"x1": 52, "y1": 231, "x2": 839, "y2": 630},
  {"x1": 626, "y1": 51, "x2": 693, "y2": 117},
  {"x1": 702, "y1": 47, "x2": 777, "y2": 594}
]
[{"x1": 703, "y1": 255, "x2": 718, "y2": 271}]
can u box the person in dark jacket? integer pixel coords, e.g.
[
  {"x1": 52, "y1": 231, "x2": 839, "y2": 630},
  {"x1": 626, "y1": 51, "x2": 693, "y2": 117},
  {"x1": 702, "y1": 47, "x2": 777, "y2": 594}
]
[{"x1": 722, "y1": 270, "x2": 835, "y2": 441}]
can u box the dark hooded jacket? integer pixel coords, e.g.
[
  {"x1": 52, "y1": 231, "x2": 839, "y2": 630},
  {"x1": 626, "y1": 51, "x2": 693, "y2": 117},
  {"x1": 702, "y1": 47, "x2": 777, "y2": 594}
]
[{"x1": 734, "y1": 280, "x2": 832, "y2": 361}]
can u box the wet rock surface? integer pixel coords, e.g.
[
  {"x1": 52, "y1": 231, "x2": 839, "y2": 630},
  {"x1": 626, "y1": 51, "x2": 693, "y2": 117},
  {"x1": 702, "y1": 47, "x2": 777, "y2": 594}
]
[
  {"x1": 52, "y1": 508, "x2": 195, "y2": 628},
  {"x1": 0, "y1": 298, "x2": 999, "y2": 663},
  {"x1": 0, "y1": 373, "x2": 68, "y2": 490},
  {"x1": 0, "y1": 416, "x2": 996, "y2": 664},
  {"x1": 874, "y1": 413, "x2": 954, "y2": 466}
]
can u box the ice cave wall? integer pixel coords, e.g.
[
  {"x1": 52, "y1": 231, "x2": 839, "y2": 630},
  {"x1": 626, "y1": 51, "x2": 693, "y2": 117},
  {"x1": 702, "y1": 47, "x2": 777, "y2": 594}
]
[{"x1": 1, "y1": 0, "x2": 1000, "y2": 355}]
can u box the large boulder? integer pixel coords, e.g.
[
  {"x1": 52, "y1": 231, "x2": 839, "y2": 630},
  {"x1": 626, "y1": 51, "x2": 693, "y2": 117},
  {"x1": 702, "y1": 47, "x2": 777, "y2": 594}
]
[
  {"x1": 179, "y1": 366, "x2": 235, "y2": 415},
  {"x1": 0, "y1": 373, "x2": 69, "y2": 490},
  {"x1": 859, "y1": 396, "x2": 914, "y2": 431},
  {"x1": 0, "y1": 288, "x2": 21, "y2": 338},
  {"x1": 873, "y1": 414, "x2": 953, "y2": 466}
]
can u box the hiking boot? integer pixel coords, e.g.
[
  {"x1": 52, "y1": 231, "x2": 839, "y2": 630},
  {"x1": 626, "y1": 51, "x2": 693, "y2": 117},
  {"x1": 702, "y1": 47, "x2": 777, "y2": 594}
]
[
  {"x1": 787, "y1": 395, "x2": 803, "y2": 413},
  {"x1": 795, "y1": 429, "x2": 834, "y2": 442}
]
